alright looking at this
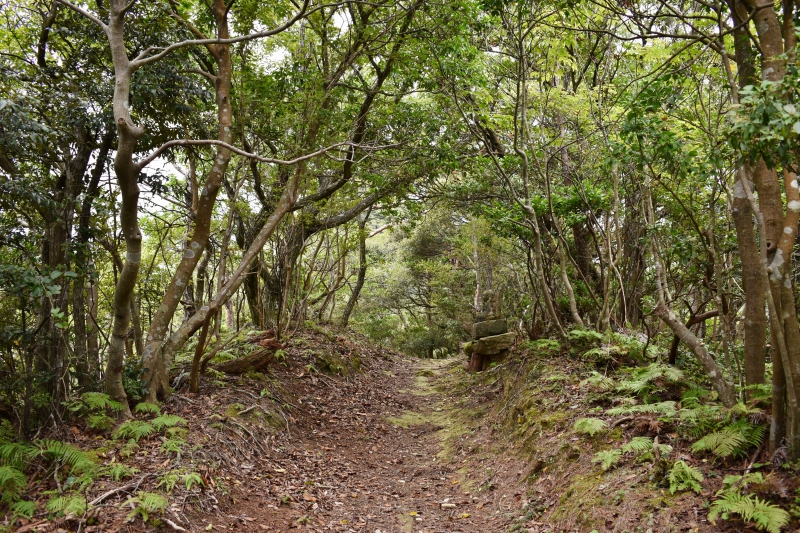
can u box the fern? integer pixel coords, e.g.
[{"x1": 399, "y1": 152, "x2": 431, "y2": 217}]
[
  {"x1": 11, "y1": 499, "x2": 36, "y2": 519},
  {"x1": 134, "y1": 402, "x2": 161, "y2": 415},
  {"x1": 616, "y1": 363, "x2": 684, "y2": 396},
  {"x1": 581, "y1": 371, "x2": 615, "y2": 391},
  {"x1": 113, "y1": 420, "x2": 155, "y2": 441},
  {"x1": 183, "y1": 472, "x2": 204, "y2": 490},
  {"x1": 592, "y1": 449, "x2": 622, "y2": 471},
  {"x1": 0, "y1": 465, "x2": 27, "y2": 504},
  {"x1": 691, "y1": 421, "x2": 764, "y2": 458},
  {"x1": 0, "y1": 441, "x2": 34, "y2": 470},
  {"x1": 709, "y1": 492, "x2": 789, "y2": 533},
  {"x1": 38, "y1": 440, "x2": 96, "y2": 475},
  {"x1": 124, "y1": 491, "x2": 168, "y2": 522},
  {"x1": 669, "y1": 460, "x2": 703, "y2": 494},
  {"x1": 606, "y1": 401, "x2": 677, "y2": 417},
  {"x1": 104, "y1": 463, "x2": 139, "y2": 481},
  {"x1": 46, "y1": 493, "x2": 87, "y2": 517},
  {"x1": 621, "y1": 436, "x2": 654, "y2": 454},
  {"x1": 160, "y1": 438, "x2": 185, "y2": 455},
  {"x1": 87, "y1": 414, "x2": 115, "y2": 430},
  {"x1": 157, "y1": 471, "x2": 180, "y2": 492},
  {"x1": 573, "y1": 417, "x2": 608, "y2": 436},
  {"x1": 81, "y1": 392, "x2": 123, "y2": 412},
  {"x1": 151, "y1": 414, "x2": 187, "y2": 431}
]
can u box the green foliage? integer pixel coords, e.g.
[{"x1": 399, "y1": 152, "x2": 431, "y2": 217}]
[
  {"x1": 669, "y1": 460, "x2": 703, "y2": 494},
  {"x1": 592, "y1": 449, "x2": 622, "y2": 471},
  {"x1": 157, "y1": 471, "x2": 180, "y2": 492},
  {"x1": 86, "y1": 414, "x2": 115, "y2": 430},
  {"x1": 573, "y1": 418, "x2": 607, "y2": 437},
  {"x1": 80, "y1": 392, "x2": 123, "y2": 413},
  {"x1": 581, "y1": 371, "x2": 615, "y2": 391},
  {"x1": 134, "y1": 402, "x2": 161, "y2": 415},
  {"x1": 616, "y1": 363, "x2": 684, "y2": 396},
  {"x1": 113, "y1": 420, "x2": 156, "y2": 441},
  {"x1": 151, "y1": 414, "x2": 187, "y2": 431},
  {"x1": 124, "y1": 491, "x2": 168, "y2": 523},
  {"x1": 524, "y1": 339, "x2": 561, "y2": 355},
  {"x1": 46, "y1": 493, "x2": 86, "y2": 516},
  {"x1": 710, "y1": 492, "x2": 789, "y2": 533},
  {"x1": 183, "y1": 472, "x2": 204, "y2": 491},
  {"x1": 160, "y1": 438, "x2": 185, "y2": 455},
  {"x1": 0, "y1": 465, "x2": 27, "y2": 504},
  {"x1": 37, "y1": 440, "x2": 96, "y2": 475},
  {"x1": 606, "y1": 401, "x2": 678, "y2": 417},
  {"x1": 690, "y1": 420, "x2": 764, "y2": 459},
  {"x1": 104, "y1": 463, "x2": 139, "y2": 482},
  {"x1": 10, "y1": 499, "x2": 36, "y2": 519},
  {"x1": 567, "y1": 329, "x2": 603, "y2": 350}
]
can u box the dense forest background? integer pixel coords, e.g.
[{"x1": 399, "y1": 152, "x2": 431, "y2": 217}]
[{"x1": 3, "y1": 0, "x2": 800, "y2": 528}]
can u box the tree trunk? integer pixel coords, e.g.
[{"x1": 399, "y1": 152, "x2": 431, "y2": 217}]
[
  {"x1": 140, "y1": 0, "x2": 235, "y2": 402},
  {"x1": 341, "y1": 215, "x2": 369, "y2": 328}
]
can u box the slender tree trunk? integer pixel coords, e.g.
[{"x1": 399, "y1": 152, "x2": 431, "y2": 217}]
[{"x1": 341, "y1": 214, "x2": 369, "y2": 328}]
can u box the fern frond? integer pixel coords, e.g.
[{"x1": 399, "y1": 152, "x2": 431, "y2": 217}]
[
  {"x1": 592, "y1": 449, "x2": 622, "y2": 471},
  {"x1": 691, "y1": 421, "x2": 763, "y2": 458},
  {"x1": 113, "y1": 420, "x2": 155, "y2": 442},
  {"x1": 0, "y1": 465, "x2": 27, "y2": 503},
  {"x1": 669, "y1": 460, "x2": 703, "y2": 494},
  {"x1": 0, "y1": 441, "x2": 35, "y2": 469},
  {"x1": 606, "y1": 401, "x2": 677, "y2": 417},
  {"x1": 709, "y1": 492, "x2": 789, "y2": 533},
  {"x1": 124, "y1": 491, "x2": 168, "y2": 522},
  {"x1": 81, "y1": 392, "x2": 123, "y2": 412},
  {"x1": 46, "y1": 494, "x2": 86, "y2": 516},
  {"x1": 573, "y1": 418, "x2": 608, "y2": 436},
  {"x1": 151, "y1": 414, "x2": 187, "y2": 431},
  {"x1": 134, "y1": 402, "x2": 161, "y2": 415},
  {"x1": 183, "y1": 472, "x2": 204, "y2": 490},
  {"x1": 11, "y1": 499, "x2": 36, "y2": 518},
  {"x1": 38, "y1": 440, "x2": 96, "y2": 474},
  {"x1": 581, "y1": 371, "x2": 615, "y2": 391},
  {"x1": 104, "y1": 463, "x2": 139, "y2": 482},
  {"x1": 622, "y1": 437, "x2": 653, "y2": 454}
]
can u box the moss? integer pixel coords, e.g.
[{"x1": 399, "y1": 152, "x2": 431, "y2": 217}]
[{"x1": 386, "y1": 410, "x2": 432, "y2": 428}]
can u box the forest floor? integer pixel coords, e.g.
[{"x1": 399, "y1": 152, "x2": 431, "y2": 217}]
[{"x1": 9, "y1": 327, "x2": 789, "y2": 533}]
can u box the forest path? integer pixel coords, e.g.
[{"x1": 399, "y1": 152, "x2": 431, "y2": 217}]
[{"x1": 212, "y1": 356, "x2": 522, "y2": 533}]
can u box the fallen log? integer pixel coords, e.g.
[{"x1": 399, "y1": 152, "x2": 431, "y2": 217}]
[{"x1": 214, "y1": 348, "x2": 276, "y2": 374}]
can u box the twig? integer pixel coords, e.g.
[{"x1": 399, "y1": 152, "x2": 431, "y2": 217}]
[
  {"x1": 88, "y1": 473, "x2": 154, "y2": 506},
  {"x1": 164, "y1": 518, "x2": 188, "y2": 531}
]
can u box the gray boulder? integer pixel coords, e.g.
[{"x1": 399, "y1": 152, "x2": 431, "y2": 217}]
[
  {"x1": 473, "y1": 319, "x2": 508, "y2": 339},
  {"x1": 473, "y1": 331, "x2": 516, "y2": 355}
]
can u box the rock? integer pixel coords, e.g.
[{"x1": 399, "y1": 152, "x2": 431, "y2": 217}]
[
  {"x1": 462, "y1": 341, "x2": 474, "y2": 356},
  {"x1": 473, "y1": 319, "x2": 507, "y2": 339},
  {"x1": 473, "y1": 331, "x2": 516, "y2": 355}
]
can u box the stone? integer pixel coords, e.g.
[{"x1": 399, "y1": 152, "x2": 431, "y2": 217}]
[
  {"x1": 462, "y1": 341, "x2": 474, "y2": 356},
  {"x1": 473, "y1": 331, "x2": 516, "y2": 355},
  {"x1": 473, "y1": 319, "x2": 508, "y2": 340}
]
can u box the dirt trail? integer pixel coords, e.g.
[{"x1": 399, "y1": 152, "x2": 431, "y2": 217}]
[{"x1": 211, "y1": 356, "x2": 521, "y2": 533}]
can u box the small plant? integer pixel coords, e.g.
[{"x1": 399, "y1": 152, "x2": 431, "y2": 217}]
[
  {"x1": 616, "y1": 363, "x2": 684, "y2": 396},
  {"x1": 183, "y1": 472, "x2": 204, "y2": 490},
  {"x1": 86, "y1": 413, "x2": 115, "y2": 430},
  {"x1": 0, "y1": 465, "x2": 27, "y2": 504},
  {"x1": 160, "y1": 438, "x2": 185, "y2": 455},
  {"x1": 691, "y1": 420, "x2": 764, "y2": 459},
  {"x1": 151, "y1": 414, "x2": 187, "y2": 431},
  {"x1": 113, "y1": 420, "x2": 156, "y2": 442},
  {"x1": 105, "y1": 463, "x2": 139, "y2": 481},
  {"x1": 669, "y1": 460, "x2": 703, "y2": 494},
  {"x1": 119, "y1": 439, "x2": 140, "y2": 458},
  {"x1": 134, "y1": 402, "x2": 161, "y2": 415},
  {"x1": 157, "y1": 471, "x2": 180, "y2": 492},
  {"x1": 592, "y1": 449, "x2": 622, "y2": 471},
  {"x1": 124, "y1": 491, "x2": 168, "y2": 523},
  {"x1": 10, "y1": 500, "x2": 36, "y2": 519},
  {"x1": 573, "y1": 417, "x2": 608, "y2": 437},
  {"x1": 710, "y1": 475, "x2": 789, "y2": 533},
  {"x1": 46, "y1": 493, "x2": 87, "y2": 517},
  {"x1": 581, "y1": 371, "x2": 615, "y2": 391}
]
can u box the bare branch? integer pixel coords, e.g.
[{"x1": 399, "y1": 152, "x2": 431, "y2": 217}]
[
  {"x1": 134, "y1": 139, "x2": 356, "y2": 172},
  {"x1": 129, "y1": 0, "x2": 311, "y2": 69},
  {"x1": 54, "y1": 0, "x2": 108, "y2": 32}
]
